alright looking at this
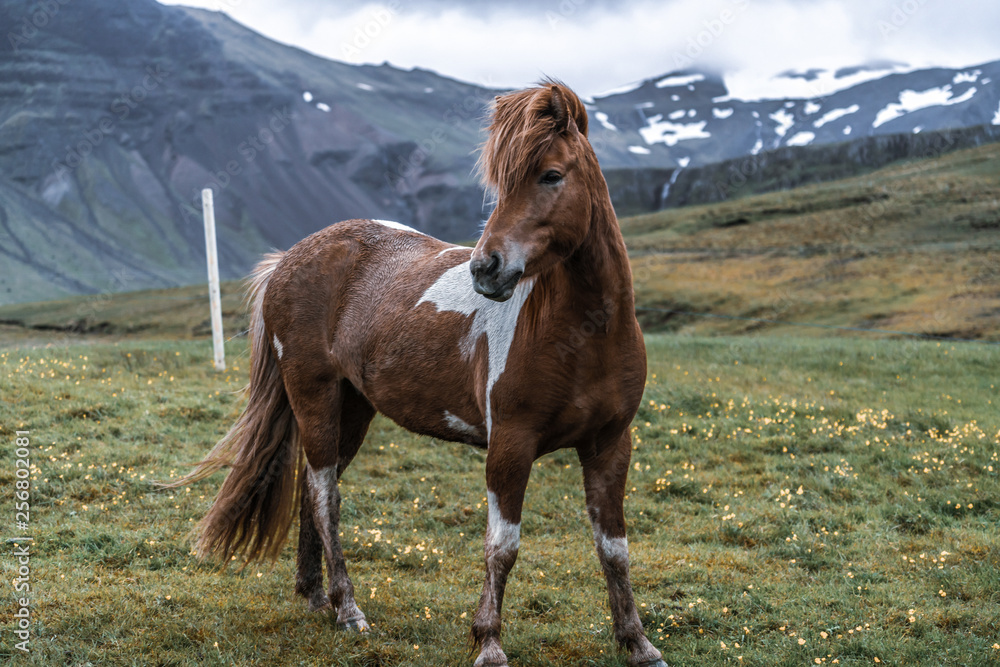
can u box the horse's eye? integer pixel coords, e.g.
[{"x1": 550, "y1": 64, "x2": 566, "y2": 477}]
[{"x1": 539, "y1": 170, "x2": 563, "y2": 186}]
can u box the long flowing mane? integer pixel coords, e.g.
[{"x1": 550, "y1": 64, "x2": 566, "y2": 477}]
[{"x1": 477, "y1": 79, "x2": 590, "y2": 197}]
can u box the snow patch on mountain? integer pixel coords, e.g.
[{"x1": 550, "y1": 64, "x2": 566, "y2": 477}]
[
  {"x1": 814, "y1": 104, "x2": 860, "y2": 128},
  {"x1": 639, "y1": 116, "x2": 711, "y2": 147},
  {"x1": 656, "y1": 73, "x2": 705, "y2": 88},
  {"x1": 723, "y1": 63, "x2": 914, "y2": 102},
  {"x1": 628, "y1": 145, "x2": 650, "y2": 154},
  {"x1": 873, "y1": 85, "x2": 977, "y2": 128},
  {"x1": 953, "y1": 70, "x2": 981, "y2": 84},
  {"x1": 712, "y1": 108, "x2": 734, "y2": 119},
  {"x1": 595, "y1": 111, "x2": 618, "y2": 132},
  {"x1": 993, "y1": 101, "x2": 1000, "y2": 125},
  {"x1": 596, "y1": 80, "x2": 643, "y2": 98},
  {"x1": 787, "y1": 131, "x2": 815, "y2": 146},
  {"x1": 769, "y1": 109, "x2": 794, "y2": 137}
]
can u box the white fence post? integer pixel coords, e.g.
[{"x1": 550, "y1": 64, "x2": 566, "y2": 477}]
[{"x1": 202, "y1": 188, "x2": 226, "y2": 371}]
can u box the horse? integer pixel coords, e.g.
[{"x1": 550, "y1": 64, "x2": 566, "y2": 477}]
[{"x1": 171, "y1": 80, "x2": 665, "y2": 667}]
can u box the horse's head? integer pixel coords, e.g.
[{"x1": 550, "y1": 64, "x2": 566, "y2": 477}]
[{"x1": 471, "y1": 82, "x2": 595, "y2": 301}]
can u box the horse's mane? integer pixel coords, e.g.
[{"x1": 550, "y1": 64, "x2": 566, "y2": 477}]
[{"x1": 477, "y1": 78, "x2": 590, "y2": 197}]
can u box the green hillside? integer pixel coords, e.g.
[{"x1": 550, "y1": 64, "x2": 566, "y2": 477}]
[
  {"x1": 622, "y1": 141, "x2": 1000, "y2": 340},
  {"x1": 0, "y1": 281, "x2": 248, "y2": 347},
  {"x1": 1, "y1": 141, "x2": 998, "y2": 347}
]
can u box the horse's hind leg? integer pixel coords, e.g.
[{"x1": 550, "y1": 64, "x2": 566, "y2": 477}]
[
  {"x1": 295, "y1": 476, "x2": 331, "y2": 612},
  {"x1": 579, "y1": 430, "x2": 665, "y2": 667},
  {"x1": 325, "y1": 383, "x2": 375, "y2": 629},
  {"x1": 305, "y1": 463, "x2": 371, "y2": 630},
  {"x1": 287, "y1": 368, "x2": 373, "y2": 630}
]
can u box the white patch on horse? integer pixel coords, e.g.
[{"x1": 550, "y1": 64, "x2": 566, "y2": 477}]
[
  {"x1": 416, "y1": 260, "x2": 535, "y2": 441},
  {"x1": 444, "y1": 410, "x2": 482, "y2": 438},
  {"x1": 273, "y1": 334, "x2": 284, "y2": 360},
  {"x1": 371, "y1": 219, "x2": 426, "y2": 235},
  {"x1": 436, "y1": 246, "x2": 470, "y2": 258},
  {"x1": 306, "y1": 465, "x2": 337, "y2": 520},
  {"x1": 486, "y1": 490, "x2": 520, "y2": 554},
  {"x1": 593, "y1": 528, "x2": 629, "y2": 564}
]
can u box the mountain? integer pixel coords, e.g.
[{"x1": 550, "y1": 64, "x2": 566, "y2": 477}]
[
  {"x1": 586, "y1": 63, "x2": 1000, "y2": 176},
  {"x1": 1, "y1": 0, "x2": 998, "y2": 305},
  {"x1": 0, "y1": 0, "x2": 495, "y2": 303}
]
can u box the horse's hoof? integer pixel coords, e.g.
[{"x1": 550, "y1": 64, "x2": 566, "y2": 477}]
[
  {"x1": 338, "y1": 615, "x2": 371, "y2": 633},
  {"x1": 472, "y1": 652, "x2": 509, "y2": 666},
  {"x1": 307, "y1": 595, "x2": 332, "y2": 613}
]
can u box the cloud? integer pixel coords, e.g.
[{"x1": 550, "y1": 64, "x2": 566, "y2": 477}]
[{"x1": 159, "y1": 0, "x2": 1000, "y2": 98}]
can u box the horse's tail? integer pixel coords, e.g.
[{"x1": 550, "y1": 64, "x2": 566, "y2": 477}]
[{"x1": 164, "y1": 251, "x2": 303, "y2": 565}]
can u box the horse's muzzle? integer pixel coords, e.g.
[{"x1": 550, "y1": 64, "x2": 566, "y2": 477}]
[{"x1": 470, "y1": 251, "x2": 523, "y2": 302}]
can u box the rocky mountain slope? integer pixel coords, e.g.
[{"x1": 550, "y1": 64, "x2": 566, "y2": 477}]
[
  {"x1": 0, "y1": 0, "x2": 495, "y2": 303},
  {"x1": 1, "y1": 0, "x2": 998, "y2": 304}
]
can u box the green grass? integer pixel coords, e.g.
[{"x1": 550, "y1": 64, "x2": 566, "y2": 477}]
[{"x1": 2, "y1": 334, "x2": 998, "y2": 665}]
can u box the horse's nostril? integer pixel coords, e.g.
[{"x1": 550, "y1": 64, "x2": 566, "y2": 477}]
[{"x1": 487, "y1": 252, "x2": 501, "y2": 276}]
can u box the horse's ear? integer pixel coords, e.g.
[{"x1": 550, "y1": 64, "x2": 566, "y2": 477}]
[
  {"x1": 549, "y1": 85, "x2": 569, "y2": 129},
  {"x1": 548, "y1": 84, "x2": 588, "y2": 138}
]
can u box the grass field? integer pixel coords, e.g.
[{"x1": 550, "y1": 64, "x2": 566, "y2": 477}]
[
  {"x1": 2, "y1": 332, "x2": 998, "y2": 665},
  {"x1": 2, "y1": 142, "x2": 999, "y2": 664}
]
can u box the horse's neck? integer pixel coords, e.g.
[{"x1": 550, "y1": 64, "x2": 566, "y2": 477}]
[{"x1": 557, "y1": 193, "x2": 634, "y2": 324}]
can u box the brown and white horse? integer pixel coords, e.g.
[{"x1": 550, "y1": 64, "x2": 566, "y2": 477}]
[{"x1": 173, "y1": 81, "x2": 665, "y2": 667}]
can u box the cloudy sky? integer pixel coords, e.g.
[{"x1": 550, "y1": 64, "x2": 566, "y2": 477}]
[{"x1": 159, "y1": 0, "x2": 1000, "y2": 99}]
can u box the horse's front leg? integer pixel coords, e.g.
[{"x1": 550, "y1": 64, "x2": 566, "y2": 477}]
[
  {"x1": 579, "y1": 430, "x2": 666, "y2": 667},
  {"x1": 471, "y1": 438, "x2": 534, "y2": 667}
]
